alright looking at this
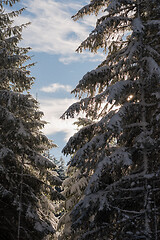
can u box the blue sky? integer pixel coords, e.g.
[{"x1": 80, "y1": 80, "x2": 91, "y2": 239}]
[{"x1": 13, "y1": 0, "x2": 105, "y2": 162}]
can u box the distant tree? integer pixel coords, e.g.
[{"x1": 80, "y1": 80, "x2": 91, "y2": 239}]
[
  {"x1": 46, "y1": 152, "x2": 66, "y2": 181},
  {"x1": 60, "y1": 0, "x2": 160, "y2": 239},
  {"x1": 57, "y1": 120, "x2": 92, "y2": 239},
  {"x1": 58, "y1": 156, "x2": 66, "y2": 180},
  {"x1": 0, "y1": 1, "x2": 63, "y2": 239}
]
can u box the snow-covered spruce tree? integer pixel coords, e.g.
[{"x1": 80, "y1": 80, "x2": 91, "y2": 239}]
[
  {"x1": 60, "y1": 0, "x2": 160, "y2": 239},
  {"x1": 58, "y1": 157, "x2": 66, "y2": 181},
  {"x1": 57, "y1": 119, "x2": 91, "y2": 239},
  {"x1": 0, "y1": 1, "x2": 63, "y2": 240},
  {"x1": 57, "y1": 166, "x2": 88, "y2": 239}
]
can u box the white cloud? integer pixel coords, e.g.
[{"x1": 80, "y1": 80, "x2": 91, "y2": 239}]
[
  {"x1": 14, "y1": 0, "x2": 105, "y2": 64},
  {"x1": 41, "y1": 83, "x2": 72, "y2": 93},
  {"x1": 39, "y1": 98, "x2": 78, "y2": 142}
]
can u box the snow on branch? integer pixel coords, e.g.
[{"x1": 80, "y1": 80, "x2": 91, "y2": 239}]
[
  {"x1": 133, "y1": 132, "x2": 156, "y2": 150},
  {"x1": 60, "y1": 98, "x2": 92, "y2": 119},
  {"x1": 0, "y1": 184, "x2": 13, "y2": 199},
  {"x1": 146, "y1": 20, "x2": 160, "y2": 26},
  {"x1": 132, "y1": 18, "x2": 144, "y2": 34},
  {"x1": 86, "y1": 147, "x2": 132, "y2": 194},
  {"x1": 105, "y1": 0, "x2": 135, "y2": 12},
  {"x1": 62, "y1": 122, "x2": 96, "y2": 156},
  {"x1": 63, "y1": 104, "x2": 129, "y2": 165},
  {"x1": 77, "y1": 15, "x2": 130, "y2": 52},
  {"x1": 72, "y1": 0, "x2": 106, "y2": 21},
  {"x1": 142, "y1": 56, "x2": 160, "y2": 77},
  {"x1": 72, "y1": 65, "x2": 111, "y2": 97},
  {"x1": 0, "y1": 145, "x2": 14, "y2": 159},
  {"x1": 70, "y1": 132, "x2": 107, "y2": 167},
  {"x1": 145, "y1": 45, "x2": 160, "y2": 59},
  {"x1": 34, "y1": 154, "x2": 56, "y2": 168},
  {"x1": 107, "y1": 79, "x2": 132, "y2": 103},
  {"x1": 121, "y1": 40, "x2": 141, "y2": 60},
  {"x1": 0, "y1": 90, "x2": 37, "y2": 111},
  {"x1": 72, "y1": 0, "x2": 135, "y2": 21}
]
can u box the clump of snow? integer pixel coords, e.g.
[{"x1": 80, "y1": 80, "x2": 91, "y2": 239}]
[
  {"x1": 132, "y1": 18, "x2": 144, "y2": 34},
  {"x1": 0, "y1": 146, "x2": 13, "y2": 158},
  {"x1": 34, "y1": 154, "x2": 56, "y2": 168},
  {"x1": 107, "y1": 80, "x2": 132, "y2": 103},
  {"x1": 34, "y1": 221, "x2": 54, "y2": 233}
]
